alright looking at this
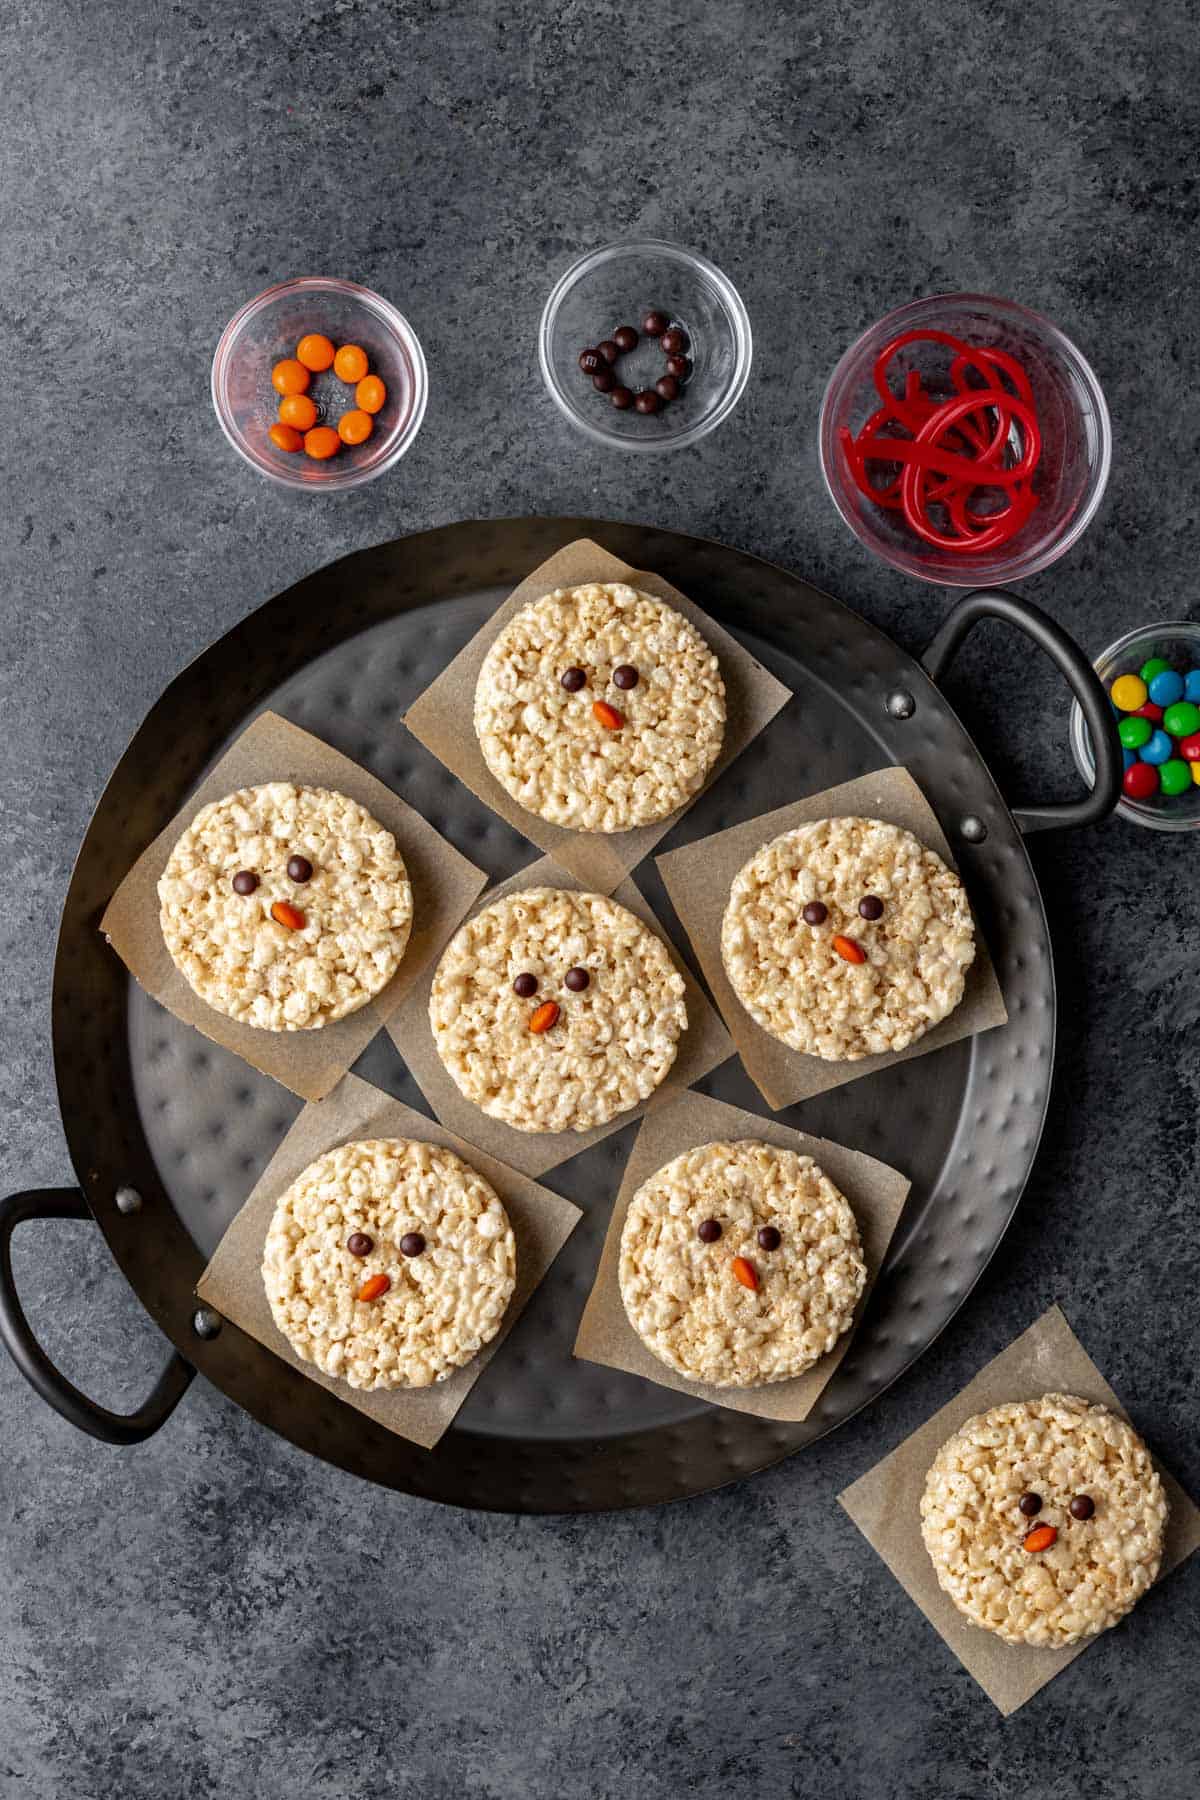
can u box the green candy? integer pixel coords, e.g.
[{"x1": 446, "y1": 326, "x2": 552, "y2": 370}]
[
  {"x1": 1140, "y1": 657, "x2": 1172, "y2": 682},
  {"x1": 1159, "y1": 759, "x2": 1192, "y2": 796},
  {"x1": 1163, "y1": 700, "x2": 1200, "y2": 738},
  {"x1": 1118, "y1": 715, "x2": 1153, "y2": 749}
]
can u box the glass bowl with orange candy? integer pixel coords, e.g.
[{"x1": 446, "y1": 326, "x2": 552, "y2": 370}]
[{"x1": 212, "y1": 277, "x2": 427, "y2": 491}]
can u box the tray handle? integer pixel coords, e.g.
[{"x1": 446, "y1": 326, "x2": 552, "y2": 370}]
[
  {"x1": 0, "y1": 1189, "x2": 194, "y2": 1444},
  {"x1": 921, "y1": 587, "x2": 1122, "y2": 834}
]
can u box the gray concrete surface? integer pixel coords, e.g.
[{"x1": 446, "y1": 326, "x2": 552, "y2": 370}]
[{"x1": 2, "y1": 2, "x2": 1199, "y2": 1794}]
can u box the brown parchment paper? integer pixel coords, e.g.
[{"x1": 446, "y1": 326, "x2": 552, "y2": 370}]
[
  {"x1": 402, "y1": 537, "x2": 793, "y2": 893},
  {"x1": 100, "y1": 711, "x2": 488, "y2": 1102},
  {"x1": 839, "y1": 1306, "x2": 1200, "y2": 1716},
  {"x1": 387, "y1": 856, "x2": 735, "y2": 1179},
  {"x1": 657, "y1": 766, "x2": 1008, "y2": 1111},
  {"x1": 573, "y1": 1089, "x2": 910, "y2": 1421},
  {"x1": 195, "y1": 1073, "x2": 580, "y2": 1450}
]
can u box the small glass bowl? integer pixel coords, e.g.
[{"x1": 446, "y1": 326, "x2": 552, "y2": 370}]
[
  {"x1": 539, "y1": 239, "x2": 752, "y2": 451},
  {"x1": 211, "y1": 276, "x2": 428, "y2": 491},
  {"x1": 818, "y1": 293, "x2": 1111, "y2": 586},
  {"x1": 1070, "y1": 621, "x2": 1200, "y2": 831}
]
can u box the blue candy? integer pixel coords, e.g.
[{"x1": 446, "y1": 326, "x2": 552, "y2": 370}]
[
  {"x1": 1141, "y1": 728, "x2": 1173, "y2": 765},
  {"x1": 1185, "y1": 669, "x2": 1200, "y2": 704},
  {"x1": 1148, "y1": 669, "x2": 1185, "y2": 707},
  {"x1": 1124, "y1": 748, "x2": 1136, "y2": 770}
]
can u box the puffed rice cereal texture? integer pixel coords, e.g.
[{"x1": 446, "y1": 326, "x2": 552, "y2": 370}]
[
  {"x1": 618, "y1": 1139, "x2": 866, "y2": 1387},
  {"x1": 721, "y1": 816, "x2": 974, "y2": 1061},
  {"x1": 262, "y1": 1137, "x2": 516, "y2": 1389},
  {"x1": 473, "y1": 582, "x2": 726, "y2": 832},
  {"x1": 920, "y1": 1393, "x2": 1167, "y2": 1647},
  {"x1": 429, "y1": 886, "x2": 687, "y2": 1133},
  {"x1": 158, "y1": 783, "x2": 413, "y2": 1031}
]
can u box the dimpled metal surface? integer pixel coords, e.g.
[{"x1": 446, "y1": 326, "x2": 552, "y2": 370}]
[{"x1": 56, "y1": 518, "x2": 1052, "y2": 1509}]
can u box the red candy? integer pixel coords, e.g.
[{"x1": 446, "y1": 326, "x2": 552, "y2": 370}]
[
  {"x1": 1123, "y1": 761, "x2": 1159, "y2": 800},
  {"x1": 1180, "y1": 732, "x2": 1200, "y2": 762},
  {"x1": 1134, "y1": 701, "x2": 1164, "y2": 722},
  {"x1": 839, "y1": 328, "x2": 1042, "y2": 554}
]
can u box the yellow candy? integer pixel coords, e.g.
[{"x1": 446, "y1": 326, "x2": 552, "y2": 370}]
[
  {"x1": 1111, "y1": 673, "x2": 1148, "y2": 711},
  {"x1": 1192, "y1": 762, "x2": 1200, "y2": 786}
]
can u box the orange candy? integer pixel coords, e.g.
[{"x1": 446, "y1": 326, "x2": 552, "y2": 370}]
[
  {"x1": 593, "y1": 700, "x2": 624, "y2": 731},
  {"x1": 303, "y1": 425, "x2": 341, "y2": 461},
  {"x1": 832, "y1": 935, "x2": 866, "y2": 965},
  {"x1": 268, "y1": 423, "x2": 304, "y2": 453},
  {"x1": 334, "y1": 343, "x2": 370, "y2": 383},
  {"x1": 529, "y1": 1001, "x2": 560, "y2": 1034},
  {"x1": 731, "y1": 1256, "x2": 760, "y2": 1292},
  {"x1": 355, "y1": 373, "x2": 386, "y2": 414},
  {"x1": 270, "y1": 900, "x2": 307, "y2": 931},
  {"x1": 271, "y1": 358, "x2": 310, "y2": 396},
  {"x1": 278, "y1": 392, "x2": 318, "y2": 431},
  {"x1": 337, "y1": 408, "x2": 374, "y2": 446},
  {"x1": 356, "y1": 1273, "x2": 391, "y2": 1304},
  {"x1": 1023, "y1": 1524, "x2": 1058, "y2": 1554},
  {"x1": 296, "y1": 332, "x2": 335, "y2": 372}
]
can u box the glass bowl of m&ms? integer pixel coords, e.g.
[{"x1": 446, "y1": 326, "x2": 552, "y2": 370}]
[
  {"x1": 211, "y1": 277, "x2": 428, "y2": 491},
  {"x1": 1070, "y1": 622, "x2": 1200, "y2": 830}
]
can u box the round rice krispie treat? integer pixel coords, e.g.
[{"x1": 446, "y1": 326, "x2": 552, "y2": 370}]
[
  {"x1": 429, "y1": 886, "x2": 687, "y2": 1133},
  {"x1": 920, "y1": 1393, "x2": 1168, "y2": 1648},
  {"x1": 263, "y1": 1137, "x2": 516, "y2": 1390},
  {"x1": 473, "y1": 582, "x2": 726, "y2": 832},
  {"x1": 618, "y1": 1140, "x2": 866, "y2": 1388},
  {"x1": 721, "y1": 816, "x2": 975, "y2": 1061},
  {"x1": 158, "y1": 782, "x2": 412, "y2": 1031}
]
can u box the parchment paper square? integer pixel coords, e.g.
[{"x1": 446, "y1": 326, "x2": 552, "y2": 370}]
[
  {"x1": 839, "y1": 1305, "x2": 1200, "y2": 1716},
  {"x1": 100, "y1": 711, "x2": 488, "y2": 1102},
  {"x1": 403, "y1": 537, "x2": 792, "y2": 893},
  {"x1": 195, "y1": 1073, "x2": 581, "y2": 1451},
  {"x1": 657, "y1": 765, "x2": 1008, "y2": 1110},
  {"x1": 387, "y1": 856, "x2": 735, "y2": 1178},
  {"x1": 573, "y1": 1089, "x2": 909, "y2": 1421}
]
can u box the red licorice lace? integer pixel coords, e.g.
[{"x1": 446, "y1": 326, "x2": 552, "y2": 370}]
[{"x1": 839, "y1": 329, "x2": 1042, "y2": 553}]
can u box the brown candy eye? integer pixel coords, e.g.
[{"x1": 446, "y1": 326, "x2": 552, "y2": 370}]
[
  {"x1": 757, "y1": 1226, "x2": 781, "y2": 1251},
  {"x1": 1069, "y1": 1494, "x2": 1095, "y2": 1520},
  {"x1": 858, "y1": 895, "x2": 884, "y2": 920},
  {"x1": 346, "y1": 1232, "x2": 374, "y2": 1257},
  {"x1": 697, "y1": 1219, "x2": 721, "y2": 1242},
  {"x1": 560, "y1": 666, "x2": 586, "y2": 692},
  {"x1": 400, "y1": 1232, "x2": 426, "y2": 1257},
  {"x1": 563, "y1": 967, "x2": 590, "y2": 992},
  {"x1": 1018, "y1": 1492, "x2": 1042, "y2": 1517},
  {"x1": 802, "y1": 901, "x2": 827, "y2": 926},
  {"x1": 232, "y1": 870, "x2": 259, "y2": 895},
  {"x1": 513, "y1": 973, "x2": 538, "y2": 998},
  {"x1": 612, "y1": 664, "x2": 639, "y2": 690},
  {"x1": 287, "y1": 855, "x2": 314, "y2": 883}
]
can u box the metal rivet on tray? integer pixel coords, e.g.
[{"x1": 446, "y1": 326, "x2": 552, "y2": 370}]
[
  {"x1": 114, "y1": 1185, "x2": 143, "y2": 1215},
  {"x1": 960, "y1": 815, "x2": 988, "y2": 843},
  {"x1": 886, "y1": 690, "x2": 916, "y2": 720},
  {"x1": 192, "y1": 1307, "x2": 223, "y2": 1340}
]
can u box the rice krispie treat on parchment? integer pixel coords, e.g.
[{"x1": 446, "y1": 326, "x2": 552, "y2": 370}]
[
  {"x1": 921, "y1": 1394, "x2": 1168, "y2": 1647},
  {"x1": 429, "y1": 886, "x2": 687, "y2": 1133},
  {"x1": 473, "y1": 582, "x2": 726, "y2": 832},
  {"x1": 263, "y1": 1137, "x2": 516, "y2": 1390},
  {"x1": 618, "y1": 1139, "x2": 866, "y2": 1388},
  {"x1": 158, "y1": 782, "x2": 412, "y2": 1031},
  {"x1": 721, "y1": 815, "x2": 974, "y2": 1061}
]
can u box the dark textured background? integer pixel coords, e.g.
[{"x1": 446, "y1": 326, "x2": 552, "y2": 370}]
[{"x1": 3, "y1": 3, "x2": 1199, "y2": 1795}]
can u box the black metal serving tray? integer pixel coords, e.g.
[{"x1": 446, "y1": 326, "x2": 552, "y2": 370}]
[{"x1": 0, "y1": 518, "x2": 1120, "y2": 1511}]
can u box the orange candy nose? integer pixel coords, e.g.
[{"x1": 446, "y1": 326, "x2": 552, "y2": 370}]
[
  {"x1": 529, "y1": 1000, "x2": 560, "y2": 1034},
  {"x1": 832, "y1": 935, "x2": 867, "y2": 964},
  {"x1": 1023, "y1": 1524, "x2": 1058, "y2": 1553},
  {"x1": 593, "y1": 700, "x2": 624, "y2": 730},
  {"x1": 731, "y1": 1256, "x2": 759, "y2": 1291},
  {"x1": 356, "y1": 1273, "x2": 391, "y2": 1303},
  {"x1": 270, "y1": 900, "x2": 307, "y2": 931}
]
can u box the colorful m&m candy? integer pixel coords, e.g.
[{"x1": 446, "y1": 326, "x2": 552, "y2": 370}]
[{"x1": 1110, "y1": 652, "x2": 1200, "y2": 806}]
